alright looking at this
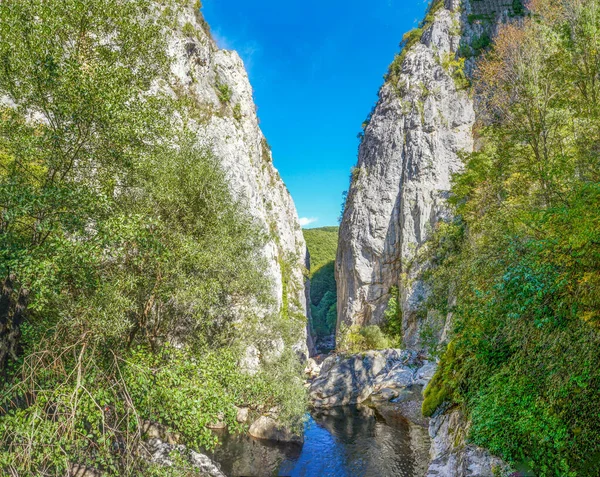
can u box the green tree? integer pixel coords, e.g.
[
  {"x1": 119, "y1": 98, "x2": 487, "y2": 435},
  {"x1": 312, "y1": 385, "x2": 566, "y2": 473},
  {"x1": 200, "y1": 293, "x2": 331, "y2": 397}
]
[
  {"x1": 0, "y1": 1, "x2": 305, "y2": 474},
  {"x1": 303, "y1": 227, "x2": 339, "y2": 340},
  {"x1": 422, "y1": 1, "x2": 600, "y2": 475}
]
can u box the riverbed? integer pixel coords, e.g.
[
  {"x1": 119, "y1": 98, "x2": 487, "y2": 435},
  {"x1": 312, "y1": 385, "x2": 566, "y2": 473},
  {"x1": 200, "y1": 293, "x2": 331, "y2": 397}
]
[{"x1": 207, "y1": 403, "x2": 430, "y2": 477}]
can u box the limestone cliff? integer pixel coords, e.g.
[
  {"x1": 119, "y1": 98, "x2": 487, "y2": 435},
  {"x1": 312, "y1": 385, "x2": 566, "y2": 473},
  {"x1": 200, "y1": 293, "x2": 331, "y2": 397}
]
[
  {"x1": 427, "y1": 408, "x2": 509, "y2": 477},
  {"x1": 167, "y1": 3, "x2": 311, "y2": 359},
  {"x1": 336, "y1": 0, "x2": 517, "y2": 348},
  {"x1": 336, "y1": 1, "x2": 521, "y2": 475}
]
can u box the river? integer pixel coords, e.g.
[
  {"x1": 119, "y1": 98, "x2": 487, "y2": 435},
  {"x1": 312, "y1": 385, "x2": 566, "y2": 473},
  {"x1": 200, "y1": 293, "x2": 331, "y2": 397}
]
[{"x1": 207, "y1": 400, "x2": 430, "y2": 477}]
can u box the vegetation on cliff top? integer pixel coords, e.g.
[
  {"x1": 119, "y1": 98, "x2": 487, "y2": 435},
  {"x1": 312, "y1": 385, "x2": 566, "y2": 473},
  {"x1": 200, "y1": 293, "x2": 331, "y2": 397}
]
[
  {"x1": 0, "y1": 0, "x2": 304, "y2": 475},
  {"x1": 422, "y1": 1, "x2": 600, "y2": 475}
]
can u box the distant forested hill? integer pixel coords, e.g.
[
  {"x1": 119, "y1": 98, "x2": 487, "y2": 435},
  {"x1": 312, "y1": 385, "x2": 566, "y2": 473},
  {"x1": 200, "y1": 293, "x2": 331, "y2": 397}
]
[{"x1": 303, "y1": 227, "x2": 338, "y2": 343}]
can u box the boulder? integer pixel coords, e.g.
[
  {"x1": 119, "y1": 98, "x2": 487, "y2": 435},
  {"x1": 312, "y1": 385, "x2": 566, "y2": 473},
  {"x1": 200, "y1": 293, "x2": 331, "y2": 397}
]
[
  {"x1": 426, "y1": 409, "x2": 511, "y2": 477},
  {"x1": 309, "y1": 349, "x2": 422, "y2": 408},
  {"x1": 235, "y1": 407, "x2": 249, "y2": 423},
  {"x1": 304, "y1": 358, "x2": 321, "y2": 379},
  {"x1": 373, "y1": 364, "x2": 415, "y2": 392},
  {"x1": 370, "y1": 387, "x2": 399, "y2": 402},
  {"x1": 309, "y1": 351, "x2": 387, "y2": 408},
  {"x1": 248, "y1": 416, "x2": 303, "y2": 444},
  {"x1": 415, "y1": 361, "x2": 438, "y2": 387},
  {"x1": 144, "y1": 438, "x2": 226, "y2": 477}
]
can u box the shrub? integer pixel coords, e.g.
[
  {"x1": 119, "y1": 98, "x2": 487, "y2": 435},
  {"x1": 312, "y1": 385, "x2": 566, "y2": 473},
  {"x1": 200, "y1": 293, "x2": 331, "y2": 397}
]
[
  {"x1": 422, "y1": 341, "x2": 460, "y2": 417},
  {"x1": 337, "y1": 324, "x2": 391, "y2": 354},
  {"x1": 216, "y1": 82, "x2": 232, "y2": 103},
  {"x1": 420, "y1": 2, "x2": 600, "y2": 473},
  {"x1": 233, "y1": 103, "x2": 242, "y2": 121},
  {"x1": 0, "y1": 0, "x2": 305, "y2": 473},
  {"x1": 182, "y1": 21, "x2": 196, "y2": 38},
  {"x1": 382, "y1": 286, "x2": 403, "y2": 339},
  {"x1": 303, "y1": 227, "x2": 339, "y2": 340}
]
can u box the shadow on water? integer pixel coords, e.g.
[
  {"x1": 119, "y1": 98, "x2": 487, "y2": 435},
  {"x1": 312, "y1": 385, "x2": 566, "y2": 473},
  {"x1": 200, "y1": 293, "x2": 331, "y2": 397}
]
[{"x1": 207, "y1": 404, "x2": 430, "y2": 477}]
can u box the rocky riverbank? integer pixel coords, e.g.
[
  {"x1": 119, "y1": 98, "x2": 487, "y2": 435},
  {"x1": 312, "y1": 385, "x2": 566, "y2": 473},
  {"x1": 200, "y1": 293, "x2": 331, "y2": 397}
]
[
  {"x1": 307, "y1": 349, "x2": 436, "y2": 409},
  {"x1": 307, "y1": 349, "x2": 512, "y2": 477}
]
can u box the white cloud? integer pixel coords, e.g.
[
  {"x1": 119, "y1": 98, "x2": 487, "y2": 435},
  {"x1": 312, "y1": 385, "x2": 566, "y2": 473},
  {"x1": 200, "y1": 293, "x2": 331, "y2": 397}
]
[{"x1": 298, "y1": 217, "x2": 318, "y2": 227}]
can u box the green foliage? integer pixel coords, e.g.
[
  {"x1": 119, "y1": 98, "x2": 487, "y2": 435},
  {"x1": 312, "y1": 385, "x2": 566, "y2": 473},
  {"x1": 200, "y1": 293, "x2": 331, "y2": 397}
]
[
  {"x1": 512, "y1": 0, "x2": 525, "y2": 17},
  {"x1": 442, "y1": 53, "x2": 470, "y2": 89},
  {"x1": 386, "y1": 28, "x2": 423, "y2": 83},
  {"x1": 0, "y1": 0, "x2": 305, "y2": 474},
  {"x1": 421, "y1": 3, "x2": 600, "y2": 475},
  {"x1": 382, "y1": 286, "x2": 403, "y2": 341},
  {"x1": 233, "y1": 103, "x2": 242, "y2": 121},
  {"x1": 261, "y1": 137, "x2": 272, "y2": 163},
  {"x1": 303, "y1": 227, "x2": 339, "y2": 338},
  {"x1": 337, "y1": 324, "x2": 391, "y2": 354},
  {"x1": 182, "y1": 21, "x2": 196, "y2": 38},
  {"x1": 422, "y1": 341, "x2": 460, "y2": 417},
  {"x1": 386, "y1": 0, "x2": 443, "y2": 85},
  {"x1": 303, "y1": 226, "x2": 339, "y2": 276},
  {"x1": 471, "y1": 32, "x2": 491, "y2": 53},
  {"x1": 216, "y1": 82, "x2": 232, "y2": 103}
]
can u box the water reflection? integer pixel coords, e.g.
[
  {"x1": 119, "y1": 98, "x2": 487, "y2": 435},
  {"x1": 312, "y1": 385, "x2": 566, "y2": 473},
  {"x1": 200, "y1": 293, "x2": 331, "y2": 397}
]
[{"x1": 208, "y1": 405, "x2": 430, "y2": 477}]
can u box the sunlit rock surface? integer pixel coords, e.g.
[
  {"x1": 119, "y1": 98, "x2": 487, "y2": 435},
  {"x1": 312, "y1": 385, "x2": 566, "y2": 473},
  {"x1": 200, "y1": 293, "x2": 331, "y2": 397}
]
[{"x1": 166, "y1": 3, "x2": 310, "y2": 360}]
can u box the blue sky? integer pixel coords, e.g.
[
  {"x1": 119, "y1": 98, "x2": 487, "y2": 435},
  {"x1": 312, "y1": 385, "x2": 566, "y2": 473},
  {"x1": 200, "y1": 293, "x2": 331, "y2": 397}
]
[{"x1": 202, "y1": 0, "x2": 429, "y2": 228}]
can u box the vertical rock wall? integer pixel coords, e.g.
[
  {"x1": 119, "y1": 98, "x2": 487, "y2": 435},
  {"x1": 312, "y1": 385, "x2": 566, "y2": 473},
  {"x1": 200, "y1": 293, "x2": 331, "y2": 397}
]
[
  {"x1": 336, "y1": 0, "x2": 515, "y2": 348},
  {"x1": 167, "y1": 3, "x2": 312, "y2": 358}
]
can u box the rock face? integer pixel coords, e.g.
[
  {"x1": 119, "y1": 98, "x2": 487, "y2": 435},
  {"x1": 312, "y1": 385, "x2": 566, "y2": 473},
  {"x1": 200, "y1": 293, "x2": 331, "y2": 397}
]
[
  {"x1": 308, "y1": 349, "x2": 433, "y2": 408},
  {"x1": 145, "y1": 438, "x2": 227, "y2": 477},
  {"x1": 336, "y1": 0, "x2": 474, "y2": 348},
  {"x1": 427, "y1": 409, "x2": 510, "y2": 477},
  {"x1": 167, "y1": 4, "x2": 309, "y2": 359},
  {"x1": 336, "y1": 0, "x2": 516, "y2": 348},
  {"x1": 248, "y1": 415, "x2": 303, "y2": 444}
]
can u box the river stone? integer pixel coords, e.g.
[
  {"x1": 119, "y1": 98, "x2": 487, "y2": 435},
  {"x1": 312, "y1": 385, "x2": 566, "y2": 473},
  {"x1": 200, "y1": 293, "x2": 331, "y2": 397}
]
[
  {"x1": 371, "y1": 387, "x2": 399, "y2": 402},
  {"x1": 319, "y1": 354, "x2": 340, "y2": 376},
  {"x1": 236, "y1": 407, "x2": 249, "y2": 423},
  {"x1": 304, "y1": 358, "x2": 321, "y2": 379},
  {"x1": 415, "y1": 361, "x2": 438, "y2": 387},
  {"x1": 145, "y1": 438, "x2": 226, "y2": 477},
  {"x1": 309, "y1": 351, "x2": 387, "y2": 408},
  {"x1": 248, "y1": 416, "x2": 303, "y2": 444},
  {"x1": 373, "y1": 364, "x2": 415, "y2": 392},
  {"x1": 426, "y1": 409, "x2": 510, "y2": 477}
]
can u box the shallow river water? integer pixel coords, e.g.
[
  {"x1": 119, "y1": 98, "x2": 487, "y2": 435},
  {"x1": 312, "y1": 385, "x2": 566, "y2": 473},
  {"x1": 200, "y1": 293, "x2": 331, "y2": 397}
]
[{"x1": 207, "y1": 403, "x2": 430, "y2": 477}]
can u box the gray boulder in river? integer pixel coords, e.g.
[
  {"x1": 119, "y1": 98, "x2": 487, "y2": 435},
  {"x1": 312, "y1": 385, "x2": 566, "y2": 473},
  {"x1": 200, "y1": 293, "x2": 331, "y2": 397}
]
[{"x1": 309, "y1": 349, "x2": 434, "y2": 408}]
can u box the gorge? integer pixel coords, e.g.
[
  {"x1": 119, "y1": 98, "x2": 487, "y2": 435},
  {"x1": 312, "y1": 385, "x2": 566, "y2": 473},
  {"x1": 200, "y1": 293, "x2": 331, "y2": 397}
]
[{"x1": 1, "y1": 0, "x2": 600, "y2": 476}]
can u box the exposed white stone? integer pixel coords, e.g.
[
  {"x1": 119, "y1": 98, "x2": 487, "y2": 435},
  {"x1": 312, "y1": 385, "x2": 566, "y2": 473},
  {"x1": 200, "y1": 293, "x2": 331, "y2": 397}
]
[
  {"x1": 309, "y1": 349, "x2": 420, "y2": 408},
  {"x1": 248, "y1": 415, "x2": 303, "y2": 444},
  {"x1": 427, "y1": 409, "x2": 510, "y2": 477},
  {"x1": 236, "y1": 406, "x2": 249, "y2": 423},
  {"x1": 166, "y1": 3, "x2": 309, "y2": 361},
  {"x1": 336, "y1": 2, "x2": 475, "y2": 348},
  {"x1": 145, "y1": 438, "x2": 226, "y2": 477},
  {"x1": 415, "y1": 361, "x2": 438, "y2": 387}
]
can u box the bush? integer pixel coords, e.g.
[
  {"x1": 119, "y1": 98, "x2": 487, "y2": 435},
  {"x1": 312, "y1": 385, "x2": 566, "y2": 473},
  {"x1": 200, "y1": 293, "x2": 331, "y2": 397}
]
[
  {"x1": 382, "y1": 286, "x2": 402, "y2": 339},
  {"x1": 182, "y1": 21, "x2": 196, "y2": 38},
  {"x1": 0, "y1": 0, "x2": 306, "y2": 474},
  {"x1": 216, "y1": 82, "x2": 232, "y2": 103},
  {"x1": 420, "y1": 2, "x2": 600, "y2": 474},
  {"x1": 337, "y1": 324, "x2": 391, "y2": 354},
  {"x1": 233, "y1": 103, "x2": 242, "y2": 121},
  {"x1": 303, "y1": 227, "x2": 339, "y2": 340}
]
